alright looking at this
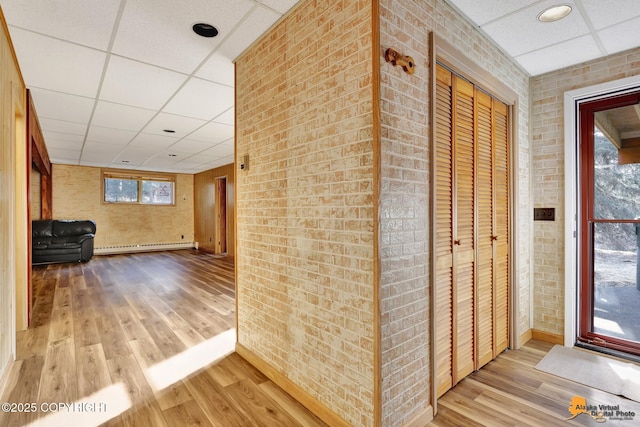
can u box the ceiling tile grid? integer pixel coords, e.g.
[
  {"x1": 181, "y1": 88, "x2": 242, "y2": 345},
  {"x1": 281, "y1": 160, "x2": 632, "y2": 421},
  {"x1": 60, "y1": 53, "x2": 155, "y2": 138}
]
[
  {"x1": 3, "y1": 0, "x2": 640, "y2": 173},
  {"x1": 0, "y1": 0, "x2": 301, "y2": 173},
  {"x1": 446, "y1": 0, "x2": 640, "y2": 76}
]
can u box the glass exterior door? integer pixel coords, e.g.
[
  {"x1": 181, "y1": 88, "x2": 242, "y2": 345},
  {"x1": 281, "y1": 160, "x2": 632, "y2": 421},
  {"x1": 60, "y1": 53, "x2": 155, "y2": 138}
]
[{"x1": 579, "y1": 92, "x2": 640, "y2": 355}]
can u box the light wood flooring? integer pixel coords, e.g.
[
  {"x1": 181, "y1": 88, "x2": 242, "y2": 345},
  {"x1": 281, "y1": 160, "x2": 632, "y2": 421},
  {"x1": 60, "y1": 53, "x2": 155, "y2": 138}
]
[
  {"x1": 0, "y1": 250, "x2": 326, "y2": 427},
  {"x1": 429, "y1": 339, "x2": 640, "y2": 427},
  {"x1": 4, "y1": 250, "x2": 640, "y2": 426}
]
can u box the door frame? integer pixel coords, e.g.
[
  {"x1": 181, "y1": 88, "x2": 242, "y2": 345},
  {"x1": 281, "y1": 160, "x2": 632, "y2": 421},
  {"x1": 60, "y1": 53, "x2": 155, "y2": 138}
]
[
  {"x1": 214, "y1": 176, "x2": 227, "y2": 255},
  {"x1": 563, "y1": 74, "x2": 640, "y2": 347}
]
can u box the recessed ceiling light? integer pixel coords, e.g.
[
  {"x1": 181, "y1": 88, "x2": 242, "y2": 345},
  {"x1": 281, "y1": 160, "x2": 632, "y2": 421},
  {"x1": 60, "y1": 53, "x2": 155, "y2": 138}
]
[
  {"x1": 192, "y1": 23, "x2": 218, "y2": 38},
  {"x1": 537, "y1": 5, "x2": 572, "y2": 22},
  {"x1": 163, "y1": 129, "x2": 176, "y2": 133}
]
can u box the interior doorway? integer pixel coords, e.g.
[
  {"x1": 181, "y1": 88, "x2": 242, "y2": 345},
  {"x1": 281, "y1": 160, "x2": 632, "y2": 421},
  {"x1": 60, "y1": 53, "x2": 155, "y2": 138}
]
[{"x1": 214, "y1": 177, "x2": 227, "y2": 255}]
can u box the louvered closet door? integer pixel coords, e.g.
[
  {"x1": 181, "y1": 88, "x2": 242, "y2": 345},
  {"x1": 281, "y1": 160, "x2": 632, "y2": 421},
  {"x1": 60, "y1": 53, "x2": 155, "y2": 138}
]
[
  {"x1": 434, "y1": 65, "x2": 454, "y2": 398},
  {"x1": 493, "y1": 100, "x2": 510, "y2": 354},
  {"x1": 453, "y1": 77, "x2": 475, "y2": 382},
  {"x1": 476, "y1": 90, "x2": 494, "y2": 368},
  {"x1": 434, "y1": 63, "x2": 510, "y2": 397}
]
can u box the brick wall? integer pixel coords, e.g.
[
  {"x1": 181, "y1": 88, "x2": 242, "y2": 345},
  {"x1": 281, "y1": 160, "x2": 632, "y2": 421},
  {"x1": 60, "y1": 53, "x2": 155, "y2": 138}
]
[
  {"x1": 379, "y1": 1, "x2": 531, "y2": 424},
  {"x1": 531, "y1": 48, "x2": 640, "y2": 334},
  {"x1": 235, "y1": 0, "x2": 376, "y2": 425},
  {"x1": 237, "y1": 0, "x2": 533, "y2": 424},
  {"x1": 52, "y1": 164, "x2": 194, "y2": 248}
]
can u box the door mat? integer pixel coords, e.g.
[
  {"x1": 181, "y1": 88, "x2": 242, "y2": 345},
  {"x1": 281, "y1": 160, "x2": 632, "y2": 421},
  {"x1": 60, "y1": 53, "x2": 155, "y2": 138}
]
[{"x1": 535, "y1": 345, "x2": 640, "y2": 403}]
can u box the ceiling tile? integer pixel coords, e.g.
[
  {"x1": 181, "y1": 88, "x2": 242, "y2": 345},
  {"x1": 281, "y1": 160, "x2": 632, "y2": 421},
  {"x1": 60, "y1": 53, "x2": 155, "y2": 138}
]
[
  {"x1": 514, "y1": 35, "x2": 602, "y2": 76},
  {"x1": 48, "y1": 148, "x2": 81, "y2": 162},
  {"x1": 80, "y1": 151, "x2": 117, "y2": 164},
  {"x1": 85, "y1": 126, "x2": 138, "y2": 146},
  {"x1": 194, "y1": 52, "x2": 235, "y2": 86},
  {"x1": 111, "y1": 0, "x2": 254, "y2": 73},
  {"x1": 82, "y1": 141, "x2": 125, "y2": 154},
  {"x1": 598, "y1": 16, "x2": 640, "y2": 55},
  {"x1": 91, "y1": 101, "x2": 156, "y2": 132},
  {"x1": 0, "y1": 0, "x2": 121, "y2": 50},
  {"x1": 201, "y1": 143, "x2": 233, "y2": 158},
  {"x1": 29, "y1": 89, "x2": 95, "y2": 124},
  {"x1": 142, "y1": 151, "x2": 191, "y2": 167},
  {"x1": 445, "y1": 0, "x2": 538, "y2": 26},
  {"x1": 113, "y1": 147, "x2": 156, "y2": 165},
  {"x1": 217, "y1": 5, "x2": 281, "y2": 60},
  {"x1": 79, "y1": 160, "x2": 113, "y2": 168},
  {"x1": 169, "y1": 139, "x2": 217, "y2": 154},
  {"x1": 162, "y1": 78, "x2": 233, "y2": 121},
  {"x1": 213, "y1": 108, "x2": 234, "y2": 126},
  {"x1": 184, "y1": 121, "x2": 234, "y2": 143},
  {"x1": 44, "y1": 137, "x2": 83, "y2": 151},
  {"x1": 128, "y1": 133, "x2": 179, "y2": 149},
  {"x1": 8, "y1": 28, "x2": 106, "y2": 97},
  {"x1": 182, "y1": 153, "x2": 223, "y2": 163},
  {"x1": 580, "y1": 0, "x2": 640, "y2": 30},
  {"x1": 142, "y1": 113, "x2": 207, "y2": 138},
  {"x1": 100, "y1": 56, "x2": 188, "y2": 110},
  {"x1": 39, "y1": 118, "x2": 88, "y2": 136},
  {"x1": 255, "y1": 0, "x2": 299, "y2": 14},
  {"x1": 42, "y1": 131, "x2": 84, "y2": 144},
  {"x1": 482, "y1": 0, "x2": 588, "y2": 57},
  {"x1": 208, "y1": 156, "x2": 234, "y2": 169}
]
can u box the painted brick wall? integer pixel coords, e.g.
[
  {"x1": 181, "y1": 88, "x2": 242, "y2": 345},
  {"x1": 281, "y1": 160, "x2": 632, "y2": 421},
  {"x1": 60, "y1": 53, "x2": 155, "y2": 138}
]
[
  {"x1": 52, "y1": 164, "x2": 194, "y2": 248},
  {"x1": 379, "y1": 1, "x2": 531, "y2": 424},
  {"x1": 235, "y1": 0, "x2": 376, "y2": 425},
  {"x1": 531, "y1": 48, "x2": 640, "y2": 334}
]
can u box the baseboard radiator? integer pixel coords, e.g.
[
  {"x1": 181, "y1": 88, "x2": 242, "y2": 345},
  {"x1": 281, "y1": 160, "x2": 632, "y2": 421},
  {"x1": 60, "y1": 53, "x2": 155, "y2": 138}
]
[{"x1": 94, "y1": 241, "x2": 196, "y2": 255}]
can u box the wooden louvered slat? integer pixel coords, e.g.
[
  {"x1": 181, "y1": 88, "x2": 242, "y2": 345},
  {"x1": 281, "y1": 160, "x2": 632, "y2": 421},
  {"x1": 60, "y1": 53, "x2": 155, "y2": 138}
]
[
  {"x1": 453, "y1": 76, "x2": 475, "y2": 382},
  {"x1": 493, "y1": 100, "x2": 509, "y2": 354},
  {"x1": 476, "y1": 90, "x2": 494, "y2": 368},
  {"x1": 435, "y1": 64, "x2": 454, "y2": 397}
]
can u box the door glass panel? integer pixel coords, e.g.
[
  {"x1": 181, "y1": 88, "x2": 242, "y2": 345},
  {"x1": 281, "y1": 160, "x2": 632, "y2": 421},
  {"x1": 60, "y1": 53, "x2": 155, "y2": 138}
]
[
  {"x1": 593, "y1": 222, "x2": 640, "y2": 343},
  {"x1": 593, "y1": 121, "x2": 640, "y2": 219}
]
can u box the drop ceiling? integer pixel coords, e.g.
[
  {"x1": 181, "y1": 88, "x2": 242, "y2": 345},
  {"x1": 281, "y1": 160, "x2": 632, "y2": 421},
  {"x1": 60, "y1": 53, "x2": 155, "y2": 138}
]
[
  {"x1": 445, "y1": 0, "x2": 640, "y2": 76},
  {"x1": 0, "y1": 0, "x2": 301, "y2": 173},
  {"x1": 3, "y1": 1, "x2": 640, "y2": 174}
]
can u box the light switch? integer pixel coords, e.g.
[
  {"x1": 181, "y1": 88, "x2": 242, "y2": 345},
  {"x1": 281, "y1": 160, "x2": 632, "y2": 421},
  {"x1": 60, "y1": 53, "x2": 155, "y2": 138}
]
[{"x1": 534, "y1": 208, "x2": 555, "y2": 221}]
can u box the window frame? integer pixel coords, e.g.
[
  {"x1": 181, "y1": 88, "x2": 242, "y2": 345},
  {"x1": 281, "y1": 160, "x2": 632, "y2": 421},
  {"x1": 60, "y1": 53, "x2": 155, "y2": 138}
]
[{"x1": 101, "y1": 169, "x2": 177, "y2": 206}]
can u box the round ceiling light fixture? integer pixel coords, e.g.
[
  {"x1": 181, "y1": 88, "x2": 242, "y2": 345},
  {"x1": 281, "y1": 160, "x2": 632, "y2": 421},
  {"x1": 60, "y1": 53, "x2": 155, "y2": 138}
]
[
  {"x1": 537, "y1": 5, "x2": 572, "y2": 22},
  {"x1": 192, "y1": 23, "x2": 219, "y2": 38}
]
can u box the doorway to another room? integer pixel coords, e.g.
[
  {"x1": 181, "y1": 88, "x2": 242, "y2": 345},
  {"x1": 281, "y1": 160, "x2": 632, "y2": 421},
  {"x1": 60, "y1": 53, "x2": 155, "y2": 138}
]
[{"x1": 214, "y1": 177, "x2": 227, "y2": 255}]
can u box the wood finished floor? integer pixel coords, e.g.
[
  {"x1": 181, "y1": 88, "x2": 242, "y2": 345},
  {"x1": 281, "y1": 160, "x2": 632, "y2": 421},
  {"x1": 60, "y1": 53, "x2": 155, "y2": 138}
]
[
  {"x1": 0, "y1": 250, "x2": 326, "y2": 427},
  {"x1": 429, "y1": 339, "x2": 640, "y2": 427},
  {"x1": 4, "y1": 250, "x2": 640, "y2": 426}
]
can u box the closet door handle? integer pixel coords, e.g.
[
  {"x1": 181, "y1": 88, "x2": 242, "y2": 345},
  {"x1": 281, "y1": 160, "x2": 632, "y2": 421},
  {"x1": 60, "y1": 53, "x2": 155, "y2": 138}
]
[
  {"x1": 454, "y1": 239, "x2": 461, "y2": 246},
  {"x1": 491, "y1": 235, "x2": 498, "y2": 241}
]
